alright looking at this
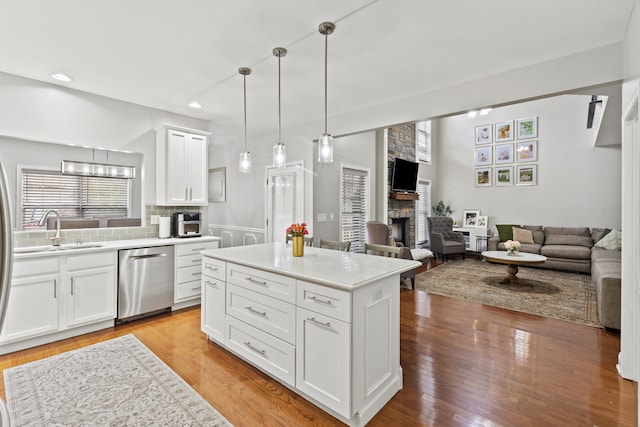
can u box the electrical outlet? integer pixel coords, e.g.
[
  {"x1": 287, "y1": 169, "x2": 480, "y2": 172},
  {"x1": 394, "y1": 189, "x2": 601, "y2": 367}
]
[{"x1": 150, "y1": 215, "x2": 160, "y2": 225}]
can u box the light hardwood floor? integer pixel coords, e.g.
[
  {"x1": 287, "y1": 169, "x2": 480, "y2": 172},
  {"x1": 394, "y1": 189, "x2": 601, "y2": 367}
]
[{"x1": 0, "y1": 285, "x2": 636, "y2": 426}]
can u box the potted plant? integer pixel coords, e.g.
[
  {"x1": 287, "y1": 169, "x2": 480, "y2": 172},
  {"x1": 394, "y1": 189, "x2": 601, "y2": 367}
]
[{"x1": 432, "y1": 201, "x2": 452, "y2": 217}]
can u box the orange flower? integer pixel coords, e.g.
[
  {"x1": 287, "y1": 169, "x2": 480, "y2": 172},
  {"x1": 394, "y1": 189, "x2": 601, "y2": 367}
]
[{"x1": 286, "y1": 222, "x2": 309, "y2": 237}]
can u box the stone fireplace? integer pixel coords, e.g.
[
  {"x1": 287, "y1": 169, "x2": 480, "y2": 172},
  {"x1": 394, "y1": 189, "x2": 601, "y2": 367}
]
[{"x1": 387, "y1": 124, "x2": 417, "y2": 248}]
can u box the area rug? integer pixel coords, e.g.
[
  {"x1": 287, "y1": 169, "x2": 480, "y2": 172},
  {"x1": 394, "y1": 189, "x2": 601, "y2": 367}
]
[
  {"x1": 415, "y1": 260, "x2": 600, "y2": 327},
  {"x1": 3, "y1": 334, "x2": 233, "y2": 426}
]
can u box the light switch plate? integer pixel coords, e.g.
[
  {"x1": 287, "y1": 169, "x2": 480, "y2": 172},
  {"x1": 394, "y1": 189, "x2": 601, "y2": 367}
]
[{"x1": 317, "y1": 213, "x2": 327, "y2": 222}]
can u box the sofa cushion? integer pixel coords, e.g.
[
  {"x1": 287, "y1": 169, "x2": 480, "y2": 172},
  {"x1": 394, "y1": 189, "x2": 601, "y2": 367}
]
[
  {"x1": 544, "y1": 234, "x2": 594, "y2": 248},
  {"x1": 592, "y1": 247, "x2": 622, "y2": 262},
  {"x1": 512, "y1": 227, "x2": 535, "y2": 244},
  {"x1": 540, "y1": 244, "x2": 591, "y2": 260},
  {"x1": 544, "y1": 226, "x2": 591, "y2": 237},
  {"x1": 496, "y1": 224, "x2": 520, "y2": 241},
  {"x1": 594, "y1": 229, "x2": 622, "y2": 251},
  {"x1": 522, "y1": 225, "x2": 545, "y2": 244}
]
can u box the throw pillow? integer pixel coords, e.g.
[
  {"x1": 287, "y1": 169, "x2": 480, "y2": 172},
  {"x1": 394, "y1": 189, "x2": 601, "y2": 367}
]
[
  {"x1": 512, "y1": 227, "x2": 535, "y2": 244},
  {"x1": 596, "y1": 228, "x2": 612, "y2": 243},
  {"x1": 496, "y1": 224, "x2": 520, "y2": 242},
  {"x1": 594, "y1": 229, "x2": 622, "y2": 250}
]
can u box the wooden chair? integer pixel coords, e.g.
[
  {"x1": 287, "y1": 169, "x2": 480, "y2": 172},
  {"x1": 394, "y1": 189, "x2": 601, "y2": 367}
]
[
  {"x1": 319, "y1": 239, "x2": 351, "y2": 252},
  {"x1": 363, "y1": 243, "x2": 416, "y2": 289},
  {"x1": 286, "y1": 235, "x2": 314, "y2": 246}
]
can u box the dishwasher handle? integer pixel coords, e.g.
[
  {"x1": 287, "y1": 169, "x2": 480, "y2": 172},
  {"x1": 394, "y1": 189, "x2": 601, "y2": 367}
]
[{"x1": 129, "y1": 253, "x2": 168, "y2": 260}]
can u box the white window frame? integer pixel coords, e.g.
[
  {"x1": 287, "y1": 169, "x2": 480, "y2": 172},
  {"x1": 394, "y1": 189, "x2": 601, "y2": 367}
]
[
  {"x1": 416, "y1": 179, "x2": 431, "y2": 247},
  {"x1": 339, "y1": 164, "x2": 370, "y2": 254},
  {"x1": 416, "y1": 120, "x2": 432, "y2": 165}
]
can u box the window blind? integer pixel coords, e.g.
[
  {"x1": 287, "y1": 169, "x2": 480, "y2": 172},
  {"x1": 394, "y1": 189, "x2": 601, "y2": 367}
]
[
  {"x1": 416, "y1": 180, "x2": 431, "y2": 245},
  {"x1": 416, "y1": 121, "x2": 432, "y2": 164},
  {"x1": 341, "y1": 167, "x2": 369, "y2": 253},
  {"x1": 22, "y1": 170, "x2": 130, "y2": 229}
]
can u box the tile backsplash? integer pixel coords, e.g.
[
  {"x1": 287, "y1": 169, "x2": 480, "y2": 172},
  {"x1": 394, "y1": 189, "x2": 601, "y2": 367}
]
[{"x1": 13, "y1": 205, "x2": 204, "y2": 247}]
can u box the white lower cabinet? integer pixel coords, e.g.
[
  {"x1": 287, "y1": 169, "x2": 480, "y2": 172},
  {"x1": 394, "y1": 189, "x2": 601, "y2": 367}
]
[
  {"x1": 296, "y1": 306, "x2": 351, "y2": 417},
  {"x1": 175, "y1": 240, "x2": 220, "y2": 305},
  {"x1": 0, "y1": 251, "x2": 117, "y2": 354},
  {"x1": 201, "y1": 258, "x2": 226, "y2": 345}
]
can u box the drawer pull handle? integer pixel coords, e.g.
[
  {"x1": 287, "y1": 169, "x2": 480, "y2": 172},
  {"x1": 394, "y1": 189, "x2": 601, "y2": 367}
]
[
  {"x1": 309, "y1": 295, "x2": 332, "y2": 306},
  {"x1": 70, "y1": 277, "x2": 75, "y2": 295},
  {"x1": 192, "y1": 259, "x2": 202, "y2": 264},
  {"x1": 244, "y1": 306, "x2": 267, "y2": 317},
  {"x1": 191, "y1": 247, "x2": 205, "y2": 251},
  {"x1": 205, "y1": 280, "x2": 218, "y2": 288},
  {"x1": 53, "y1": 279, "x2": 57, "y2": 299},
  {"x1": 205, "y1": 264, "x2": 219, "y2": 271},
  {"x1": 244, "y1": 341, "x2": 266, "y2": 355},
  {"x1": 308, "y1": 317, "x2": 331, "y2": 328},
  {"x1": 245, "y1": 277, "x2": 267, "y2": 286},
  {"x1": 192, "y1": 272, "x2": 202, "y2": 276},
  {"x1": 192, "y1": 287, "x2": 200, "y2": 291}
]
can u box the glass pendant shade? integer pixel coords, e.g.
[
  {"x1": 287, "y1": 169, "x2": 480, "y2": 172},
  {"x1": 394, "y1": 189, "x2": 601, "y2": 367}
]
[
  {"x1": 239, "y1": 151, "x2": 251, "y2": 174},
  {"x1": 273, "y1": 142, "x2": 286, "y2": 167},
  {"x1": 318, "y1": 133, "x2": 334, "y2": 163}
]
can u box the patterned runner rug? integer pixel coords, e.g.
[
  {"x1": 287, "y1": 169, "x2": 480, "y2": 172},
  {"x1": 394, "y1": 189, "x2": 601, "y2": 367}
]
[
  {"x1": 416, "y1": 260, "x2": 600, "y2": 327},
  {"x1": 3, "y1": 334, "x2": 232, "y2": 426}
]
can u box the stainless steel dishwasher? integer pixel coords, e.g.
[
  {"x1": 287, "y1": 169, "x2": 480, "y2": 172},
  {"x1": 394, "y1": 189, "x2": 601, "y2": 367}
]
[{"x1": 117, "y1": 245, "x2": 174, "y2": 323}]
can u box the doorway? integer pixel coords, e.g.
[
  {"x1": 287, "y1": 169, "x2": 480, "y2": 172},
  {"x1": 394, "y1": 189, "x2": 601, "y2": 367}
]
[{"x1": 265, "y1": 162, "x2": 304, "y2": 243}]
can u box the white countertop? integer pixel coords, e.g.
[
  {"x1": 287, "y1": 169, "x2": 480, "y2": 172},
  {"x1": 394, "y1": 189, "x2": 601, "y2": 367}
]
[
  {"x1": 14, "y1": 236, "x2": 221, "y2": 259},
  {"x1": 202, "y1": 242, "x2": 420, "y2": 291}
]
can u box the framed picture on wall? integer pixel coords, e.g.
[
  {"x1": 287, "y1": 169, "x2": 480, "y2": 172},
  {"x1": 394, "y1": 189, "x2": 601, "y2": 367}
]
[
  {"x1": 516, "y1": 164, "x2": 537, "y2": 185},
  {"x1": 495, "y1": 120, "x2": 514, "y2": 142},
  {"x1": 517, "y1": 116, "x2": 538, "y2": 139},
  {"x1": 463, "y1": 209, "x2": 481, "y2": 227},
  {"x1": 208, "y1": 167, "x2": 226, "y2": 202},
  {"x1": 474, "y1": 146, "x2": 492, "y2": 166},
  {"x1": 516, "y1": 140, "x2": 538, "y2": 162},
  {"x1": 475, "y1": 124, "x2": 493, "y2": 145},
  {"x1": 494, "y1": 143, "x2": 514, "y2": 164},
  {"x1": 475, "y1": 168, "x2": 492, "y2": 187},
  {"x1": 495, "y1": 165, "x2": 514, "y2": 186}
]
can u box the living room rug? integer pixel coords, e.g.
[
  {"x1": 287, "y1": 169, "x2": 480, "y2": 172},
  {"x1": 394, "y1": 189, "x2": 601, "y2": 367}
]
[
  {"x1": 3, "y1": 334, "x2": 232, "y2": 427},
  {"x1": 415, "y1": 260, "x2": 600, "y2": 327}
]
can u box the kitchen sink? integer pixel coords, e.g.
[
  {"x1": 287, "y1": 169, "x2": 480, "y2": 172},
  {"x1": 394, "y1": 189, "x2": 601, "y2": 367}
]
[{"x1": 14, "y1": 243, "x2": 104, "y2": 254}]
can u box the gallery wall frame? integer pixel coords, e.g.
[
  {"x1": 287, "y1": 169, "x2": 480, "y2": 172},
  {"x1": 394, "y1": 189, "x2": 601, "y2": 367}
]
[
  {"x1": 495, "y1": 165, "x2": 514, "y2": 186},
  {"x1": 517, "y1": 116, "x2": 538, "y2": 139},
  {"x1": 475, "y1": 124, "x2": 493, "y2": 145},
  {"x1": 475, "y1": 167, "x2": 492, "y2": 187},
  {"x1": 516, "y1": 140, "x2": 538, "y2": 163},
  {"x1": 208, "y1": 167, "x2": 226, "y2": 202},
  {"x1": 474, "y1": 146, "x2": 493, "y2": 166},
  {"x1": 516, "y1": 164, "x2": 537, "y2": 185},
  {"x1": 494, "y1": 143, "x2": 514, "y2": 164},
  {"x1": 495, "y1": 120, "x2": 514, "y2": 142}
]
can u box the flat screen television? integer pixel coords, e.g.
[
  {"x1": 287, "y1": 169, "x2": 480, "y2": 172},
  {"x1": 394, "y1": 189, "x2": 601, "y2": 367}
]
[{"x1": 391, "y1": 158, "x2": 419, "y2": 193}]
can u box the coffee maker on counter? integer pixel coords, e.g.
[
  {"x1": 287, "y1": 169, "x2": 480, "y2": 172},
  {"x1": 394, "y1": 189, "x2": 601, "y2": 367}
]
[{"x1": 171, "y1": 212, "x2": 202, "y2": 238}]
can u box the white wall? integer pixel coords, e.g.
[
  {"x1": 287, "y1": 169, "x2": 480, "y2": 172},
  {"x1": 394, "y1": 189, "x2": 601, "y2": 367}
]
[{"x1": 436, "y1": 95, "x2": 621, "y2": 229}]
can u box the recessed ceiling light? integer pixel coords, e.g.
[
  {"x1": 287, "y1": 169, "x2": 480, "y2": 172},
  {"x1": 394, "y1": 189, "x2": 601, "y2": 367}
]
[
  {"x1": 50, "y1": 73, "x2": 72, "y2": 82},
  {"x1": 468, "y1": 110, "x2": 478, "y2": 118},
  {"x1": 480, "y1": 108, "x2": 492, "y2": 115},
  {"x1": 188, "y1": 101, "x2": 202, "y2": 109}
]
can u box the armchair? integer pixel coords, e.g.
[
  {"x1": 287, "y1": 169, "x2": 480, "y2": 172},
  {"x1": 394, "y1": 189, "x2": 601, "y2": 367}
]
[{"x1": 427, "y1": 216, "x2": 466, "y2": 262}]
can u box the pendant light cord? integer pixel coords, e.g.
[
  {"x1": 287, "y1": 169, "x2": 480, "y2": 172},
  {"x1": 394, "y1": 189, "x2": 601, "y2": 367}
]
[
  {"x1": 243, "y1": 74, "x2": 247, "y2": 151},
  {"x1": 324, "y1": 31, "x2": 328, "y2": 135},
  {"x1": 278, "y1": 54, "x2": 282, "y2": 144}
]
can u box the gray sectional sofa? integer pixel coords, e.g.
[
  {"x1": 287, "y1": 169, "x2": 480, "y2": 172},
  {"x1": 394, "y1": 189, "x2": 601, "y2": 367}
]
[{"x1": 488, "y1": 226, "x2": 621, "y2": 329}]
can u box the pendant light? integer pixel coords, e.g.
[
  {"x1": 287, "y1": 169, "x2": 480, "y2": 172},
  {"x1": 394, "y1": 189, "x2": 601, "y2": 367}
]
[
  {"x1": 318, "y1": 22, "x2": 336, "y2": 163},
  {"x1": 272, "y1": 47, "x2": 287, "y2": 168},
  {"x1": 238, "y1": 67, "x2": 252, "y2": 174}
]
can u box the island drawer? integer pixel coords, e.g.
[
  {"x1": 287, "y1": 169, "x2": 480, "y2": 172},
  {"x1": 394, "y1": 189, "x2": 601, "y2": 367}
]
[
  {"x1": 227, "y1": 263, "x2": 295, "y2": 304},
  {"x1": 176, "y1": 280, "x2": 201, "y2": 300},
  {"x1": 225, "y1": 316, "x2": 295, "y2": 387},
  {"x1": 297, "y1": 280, "x2": 351, "y2": 323},
  {"x1": 226, "y1": 283, "x2": 295, "y2": 345},
  {"x1": 202, "y1": 257, "x2": 226, "y2": 281},
  {"x1": 176, "y1": 265, "x2": 201, "y2": 284}
]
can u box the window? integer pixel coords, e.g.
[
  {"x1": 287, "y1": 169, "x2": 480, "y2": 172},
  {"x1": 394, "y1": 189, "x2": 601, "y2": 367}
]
[
  {"x1": 21, "y1": 170, "x2": 130, "y2": 229},
  {"x1": 340, "y1": 166, "x2": 369, "y2": 253},
  {"x1": 416, "y1": 120, "x2": 432, "y2": 164},
  {"x1": 416, "y1": 179, "x2": 431, "y2": 246}
]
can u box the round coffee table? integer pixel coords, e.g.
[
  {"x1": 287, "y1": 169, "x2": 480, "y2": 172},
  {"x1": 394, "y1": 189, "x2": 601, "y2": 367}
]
[{"x1": 481, "y1": 250, "x2": 547, "y2": 284}]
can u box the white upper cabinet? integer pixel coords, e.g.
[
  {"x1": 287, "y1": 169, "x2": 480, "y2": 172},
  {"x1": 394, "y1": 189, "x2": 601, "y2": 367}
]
[{"x1": 157, "y1": 125, "x2": 210, "y2": 206}]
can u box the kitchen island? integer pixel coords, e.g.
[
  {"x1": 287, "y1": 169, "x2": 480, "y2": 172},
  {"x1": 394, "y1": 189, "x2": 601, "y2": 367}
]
[{"x1": 201, "y1": 242, "x2": 419, "y2": 427}]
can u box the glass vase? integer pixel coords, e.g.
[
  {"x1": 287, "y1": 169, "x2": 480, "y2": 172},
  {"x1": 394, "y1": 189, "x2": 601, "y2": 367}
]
[
  {"x1": 507, "y1": 248, "x2": 518, "y2": 256},
  {"x1": 292, "y1": 236, "x2": 304, "y2": 257}
]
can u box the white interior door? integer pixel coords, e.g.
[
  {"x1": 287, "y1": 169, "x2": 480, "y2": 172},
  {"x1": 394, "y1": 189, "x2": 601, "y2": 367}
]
[{"x1": 266, "y1": 163, "x2": 304, "y2": 243}]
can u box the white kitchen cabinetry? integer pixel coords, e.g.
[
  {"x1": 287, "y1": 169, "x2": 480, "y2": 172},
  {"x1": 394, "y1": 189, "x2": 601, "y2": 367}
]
[
  {"x1": 0, "y1": 257, "x2": 59, "y2": 343},
  {"x1": 175, "y1": 240, "x2": 220, "y2": 306},
  {"x1": 66, "y1": 252, "x2": 117, "y2": 328},
  {"x1": 201, "y1": 244, "x2": 416, "y2": 426},
  {"x1": 0, "y1": 251, "x2": 117, "y2": 354},
  {"x1": 156, "y1": 126, "x2": 210, "y2": 206}
]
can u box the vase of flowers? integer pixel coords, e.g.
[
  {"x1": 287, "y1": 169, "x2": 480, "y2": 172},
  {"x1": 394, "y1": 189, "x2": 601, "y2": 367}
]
[
  {"x1": 287, "y1": 222, "x2": 308, "y2": 257},
  {"x1": 505, "y1": 240, "x2": 521, "y2": 256}
]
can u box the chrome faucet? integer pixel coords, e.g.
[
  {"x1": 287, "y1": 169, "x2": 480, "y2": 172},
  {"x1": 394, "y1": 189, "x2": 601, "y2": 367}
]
[{"x1": 37, "y1": 210, "x2": 62, "y2": 246}]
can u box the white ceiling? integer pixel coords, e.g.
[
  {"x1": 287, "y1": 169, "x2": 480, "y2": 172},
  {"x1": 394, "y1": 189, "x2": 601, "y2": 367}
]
[{"x1": 0, "y1": 0, "x2": 634, "y2": 139}]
